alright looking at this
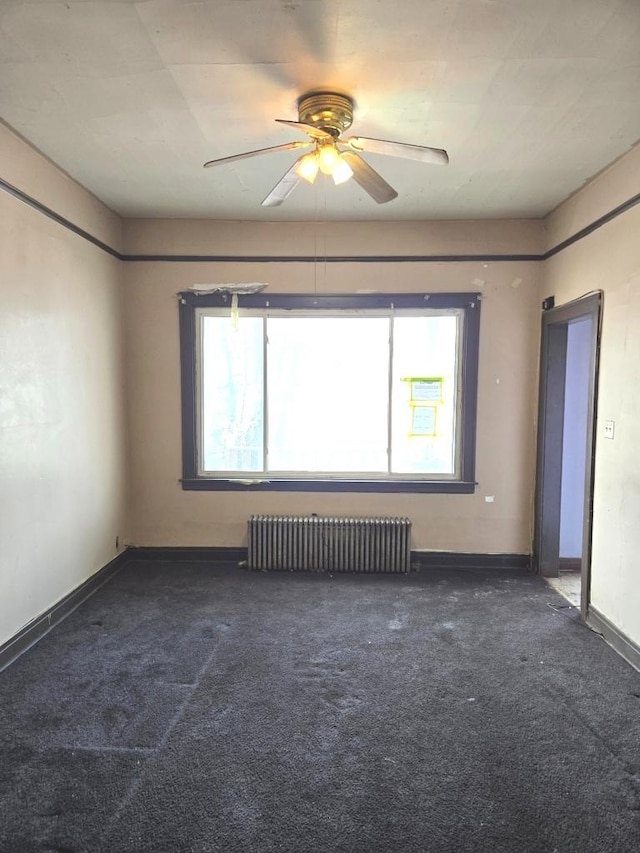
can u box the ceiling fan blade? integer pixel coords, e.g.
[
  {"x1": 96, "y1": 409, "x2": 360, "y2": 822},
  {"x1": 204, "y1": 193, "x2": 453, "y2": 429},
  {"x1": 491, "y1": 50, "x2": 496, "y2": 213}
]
[
  {"x1": 340, "y1": 151, "x2": 398, "y2": 204},
  {"x1": 203, "y1": 140, "x2": 311, "y2": 168},
  {"x1": 346, "y1": 136, "x2": 449, "y2": 166},
  {"x1": 275, "y1": 119, "x2": 334, "y2": 142},
  {"x1": 261, "y1": 160, "x2": 304, "y2": 207}
]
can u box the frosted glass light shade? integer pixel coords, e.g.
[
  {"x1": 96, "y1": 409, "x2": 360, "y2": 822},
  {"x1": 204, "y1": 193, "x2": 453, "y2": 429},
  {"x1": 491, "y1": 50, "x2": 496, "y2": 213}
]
[
  {"x1": 295, "y1": 153, "x2": 319, "y2": 183},
  {"x1": 332, "y1": 156, "x2": 353, "y2": 185},
  {"x1": 317, "y1": 144, "x2": 340, "y2": 175}
]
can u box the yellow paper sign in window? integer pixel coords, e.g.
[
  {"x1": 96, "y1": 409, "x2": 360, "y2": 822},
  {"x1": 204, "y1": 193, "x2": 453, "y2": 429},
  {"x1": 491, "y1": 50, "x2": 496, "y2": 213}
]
[
  {"x1": 410, "y1": 405, "x2": 437, "y2": 436},
  {"x1": 409, "y1": 378, "x2": 443, "y2": 403}
]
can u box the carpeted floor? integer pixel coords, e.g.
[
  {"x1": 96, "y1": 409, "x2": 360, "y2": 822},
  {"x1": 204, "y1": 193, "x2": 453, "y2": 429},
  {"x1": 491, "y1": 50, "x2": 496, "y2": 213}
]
[{"x1": 1, "y1": 561, "x2": 639, "y2": 853}]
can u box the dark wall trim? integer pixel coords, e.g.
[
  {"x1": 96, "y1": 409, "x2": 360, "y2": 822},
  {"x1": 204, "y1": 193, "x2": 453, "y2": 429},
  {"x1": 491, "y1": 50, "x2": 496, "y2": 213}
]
[
  {"x1": 412, "y1": 551, "x2": 531, "y2": 571},
  {"x1": 3, "y1": 174, "x2": 640, "y2": 265},
  {"x1": 559, "y1": 557, "x2": 581, "y2": 573},
  {"x1": 128, "y1": 253, "x2": 542, "y2": 263},
  {"x1": 180, "y1": 478, "x2": 477, "y2": 494},
  {"x1": 128, "y1": 546, "x2": 248, "y2": 563},
  {"x1": 179, "y1": 293, "x2": 198, "y2": 484},
  {"x1": 587, "y1": 606, "x2": 640, "y2": 673},
  {"x1": 545, "y1": 191, "x2": 640, "y2": 259},
  {"x1": 0, "y1": 177, "x2": 120, "y2": 259},
  {"x1": 179, "y1": 290, "x2": 479, "y2": 309},
  {"x1": 0, "y1": 550, "x2": 129, "y2": 673},
  {"x1": 126, "y1": 546, "x2": 531, "y2": 572}
]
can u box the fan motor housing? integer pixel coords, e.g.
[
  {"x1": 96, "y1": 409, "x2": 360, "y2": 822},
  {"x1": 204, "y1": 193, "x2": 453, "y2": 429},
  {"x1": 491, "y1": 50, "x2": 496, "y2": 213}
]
[{"x1": 297, "y1": 92, "x2": 354, "y2": 137}]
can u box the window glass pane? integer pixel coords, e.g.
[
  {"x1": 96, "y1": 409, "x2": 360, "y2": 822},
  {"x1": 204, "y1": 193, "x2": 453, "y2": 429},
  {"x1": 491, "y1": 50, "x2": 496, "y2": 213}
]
[
  {"x1": 267, "y1": 317, "x2": 389, "y2": 472},
  {"x1": 391, "y1": 315, "x2": 458, "y2": 474},
  {"x1": 201, "y1": 315, "x2": 264, "y2": 472}
]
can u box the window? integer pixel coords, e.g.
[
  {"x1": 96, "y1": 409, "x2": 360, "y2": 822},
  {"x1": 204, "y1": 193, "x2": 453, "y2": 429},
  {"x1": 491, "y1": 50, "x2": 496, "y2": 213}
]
[{"x1": 179, "y1": 292, "x2": 480, "y2": 493}]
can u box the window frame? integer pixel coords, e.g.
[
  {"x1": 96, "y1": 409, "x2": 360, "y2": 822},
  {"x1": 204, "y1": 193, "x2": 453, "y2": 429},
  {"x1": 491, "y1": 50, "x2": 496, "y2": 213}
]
[{"x1": 179, "y1": 291, "x2": 480, "y2": 493}]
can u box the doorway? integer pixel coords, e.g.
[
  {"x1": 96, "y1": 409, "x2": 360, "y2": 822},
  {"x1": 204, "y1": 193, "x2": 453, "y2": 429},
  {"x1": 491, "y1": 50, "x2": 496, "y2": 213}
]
[{"x1": 533, "y1": 293, "x2": 602, "y2": 620}]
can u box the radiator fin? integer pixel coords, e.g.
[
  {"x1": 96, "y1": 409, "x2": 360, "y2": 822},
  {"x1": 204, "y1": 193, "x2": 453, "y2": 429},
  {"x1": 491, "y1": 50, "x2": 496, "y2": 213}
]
[{"x1": 248, "y1": 515, "x2": 411, "y2": 574}]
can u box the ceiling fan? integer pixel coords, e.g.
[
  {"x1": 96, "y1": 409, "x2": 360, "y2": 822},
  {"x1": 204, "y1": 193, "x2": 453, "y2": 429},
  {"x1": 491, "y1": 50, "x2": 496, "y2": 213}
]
[{"x1": 203, "y1": 91, "x2": 449, "y2": 207}]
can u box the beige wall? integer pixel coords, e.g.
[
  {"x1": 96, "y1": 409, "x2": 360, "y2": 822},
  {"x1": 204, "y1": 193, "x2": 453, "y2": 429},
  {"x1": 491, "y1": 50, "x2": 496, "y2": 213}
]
[
  {"x1": 124, "y1": 219, "x2": 542, "y2": 553},
  {"x1": 543, "y1": 144, "x2": 640, "y2": 649},
  {"x1": 4, "y1": 112, "x2": 638, "y2": 656},
  {"x1": 0, "y1": 124, "x2": 129, "y2": 647}
]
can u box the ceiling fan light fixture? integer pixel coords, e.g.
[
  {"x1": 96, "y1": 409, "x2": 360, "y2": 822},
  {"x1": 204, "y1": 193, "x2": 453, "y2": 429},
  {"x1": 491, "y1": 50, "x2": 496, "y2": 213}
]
[
  {"x1": 332, "y1": 155, "x2": 353, "y2": 185},
  {"x1": 295, "y1": 152, "x2": 319, "y2": 183},
  {"x1": 204, "y1": 89, "x2": 448, "y2": 208}
]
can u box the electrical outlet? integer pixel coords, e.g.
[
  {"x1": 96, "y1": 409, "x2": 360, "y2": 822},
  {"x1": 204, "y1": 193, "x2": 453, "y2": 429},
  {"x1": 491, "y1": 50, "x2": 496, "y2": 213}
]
[{"x1": 604, "y1": 420, "x2": 615, "y2": 440}]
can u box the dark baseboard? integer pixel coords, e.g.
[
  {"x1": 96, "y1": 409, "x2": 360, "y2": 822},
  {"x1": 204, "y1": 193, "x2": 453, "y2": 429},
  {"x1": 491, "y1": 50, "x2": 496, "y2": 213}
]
[
  {"x1": 586, "y1": 606, "x2": 640, "y2": 672},
  {"x1": 125, "y1": 546, "x2": 531, "y2": 572},
  {"x1": 0, "y1": 550, "x2": 129, "y2": 673},
  {"x1": 412, "y1": 551, "x2": 531, "y2": 571},
  {"x1": 127, "y1": 546, "x2": 248, "y2": 563},
  {"x1": 559, "y1": 557, "x2": 581, "y2": 573}
]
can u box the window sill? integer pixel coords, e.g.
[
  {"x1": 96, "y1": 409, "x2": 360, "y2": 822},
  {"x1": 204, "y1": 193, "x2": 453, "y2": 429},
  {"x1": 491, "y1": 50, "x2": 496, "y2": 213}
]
[{"x1": 180, "y1": 478, "x2": 477, "y2": 494}]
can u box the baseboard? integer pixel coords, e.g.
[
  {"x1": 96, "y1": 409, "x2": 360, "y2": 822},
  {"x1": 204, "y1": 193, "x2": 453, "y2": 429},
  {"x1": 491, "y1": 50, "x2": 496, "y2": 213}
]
[
  {"x1": 0, "y1": 550, "x2": 130, "y2": 673},
  {"x1": 559, "y1": 557, "x2": 581, "y2": 573},
  {"x1": 127, "y1": 546, "x2": 531, "y2": 572},
  {"x1": 586, "y1": 606, "x2": 640, "y2": 672},
  {"x1": 411, "y1": 551, "x2": 531, "y2": 571},
  {"x1": 127, "y1": 545, "x2": 248, "y2": 563}
]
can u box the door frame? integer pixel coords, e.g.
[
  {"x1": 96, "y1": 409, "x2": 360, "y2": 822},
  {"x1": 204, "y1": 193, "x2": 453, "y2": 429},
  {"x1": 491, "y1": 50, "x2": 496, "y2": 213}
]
[{"x1": 533, "y1": 292, "x2": 602, "y2": 620}]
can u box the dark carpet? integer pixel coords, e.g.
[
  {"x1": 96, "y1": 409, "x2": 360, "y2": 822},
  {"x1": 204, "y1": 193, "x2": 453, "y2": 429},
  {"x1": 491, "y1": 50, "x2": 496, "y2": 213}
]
[{"x1": 1, "y1": 561, "x2": 639, "y2": 853}]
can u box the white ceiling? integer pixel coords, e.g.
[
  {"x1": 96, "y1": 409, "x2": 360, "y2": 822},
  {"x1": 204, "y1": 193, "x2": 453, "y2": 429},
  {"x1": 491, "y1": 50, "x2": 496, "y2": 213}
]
[{"x1": 1, "y1": 0, "x2": 639, "y2": 222}]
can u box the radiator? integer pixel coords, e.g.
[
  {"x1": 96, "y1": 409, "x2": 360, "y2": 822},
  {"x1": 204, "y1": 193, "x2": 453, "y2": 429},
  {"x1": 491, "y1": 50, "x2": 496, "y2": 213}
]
[{"x1": 247, "y1": 515, "x2": 411, "y2": 574}]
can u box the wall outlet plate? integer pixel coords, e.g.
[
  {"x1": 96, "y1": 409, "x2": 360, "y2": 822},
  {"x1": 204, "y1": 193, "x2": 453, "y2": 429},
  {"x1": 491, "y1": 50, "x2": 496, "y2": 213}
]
[{"x1": 604, "y1": 420, "x2": 615, "y2": 439}]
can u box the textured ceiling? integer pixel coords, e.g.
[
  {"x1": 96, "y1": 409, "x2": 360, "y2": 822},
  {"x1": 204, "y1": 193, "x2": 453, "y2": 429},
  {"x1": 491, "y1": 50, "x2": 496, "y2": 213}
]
[{"x1": 1, "y1": 0, "x2": 639, "y2": 221}]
